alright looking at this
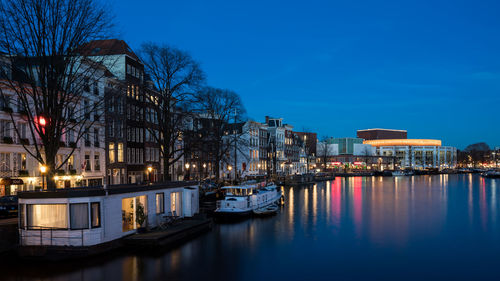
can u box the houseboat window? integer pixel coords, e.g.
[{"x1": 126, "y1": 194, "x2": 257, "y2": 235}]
[
  {"x1": 91, "y1": 202, "x2": 100, "y2": 228},
  {"x1": 27, "y1": 204, "x2": 68, "y2": 229},
  {"x1": 170, "y1": 192, "x2": 181, "y2": 215},
  {"x1": 156, "y1": 193, "x2": 164, "y2": 214},
  {"x1": 70, "y1": 203, "x2": 89, "y2": 230},
  {"x1": 122, "y1": 195, "x2": 147, "y2": 232}
]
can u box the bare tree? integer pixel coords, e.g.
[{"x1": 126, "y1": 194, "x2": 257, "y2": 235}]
[
  {"x1": 0, "y1": 0, "x2": 113, "y2": 189},
  {"x1": 317, "y1": 136, "x2": 333, "y2": 172},
  {"x1": 359, "y1": 145, "x2": 372, "y2": 169},
  {"x1": 139, "y1": 42, "x2": 205, "y2": 181},
  {"x1": 193, "y1": 87, "x2": 246, "y2": 180}
]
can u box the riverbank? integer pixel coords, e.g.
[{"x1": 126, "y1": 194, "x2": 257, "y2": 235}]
[{"x1": 275, "y1": 169, "x2": 465, "y2": 186}]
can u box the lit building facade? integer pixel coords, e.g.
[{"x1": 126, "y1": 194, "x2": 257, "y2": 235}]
[
  {"x1": 365, "y1": 139, "x2": 457, "y2": 169},
  {"x1": 0, "y1": 57, "x2": 106, "y2": 195}
]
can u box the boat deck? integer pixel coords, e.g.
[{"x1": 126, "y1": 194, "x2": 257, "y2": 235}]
[{"x1": 124, "y1": 216, "x2": 212, "y2": 250}]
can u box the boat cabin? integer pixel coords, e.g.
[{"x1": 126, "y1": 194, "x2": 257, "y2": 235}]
[
  {"x1": 222, "y1": 185, "x2": 258, "y2": 196},
  {"x1": 17, "y1": 182, "x2": 199, "y2": 247}
]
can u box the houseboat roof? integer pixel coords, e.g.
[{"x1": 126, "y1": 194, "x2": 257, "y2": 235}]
[
  {"x1": 222, "y1": 185, "x2": 257, "y2": 190},
  {"x1": 17, "y1": 181, "x2": 198, "y2": 199}
]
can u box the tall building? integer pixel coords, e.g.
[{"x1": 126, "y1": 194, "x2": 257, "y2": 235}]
[
  {"x1": 328, "y1": 138, "x2": 364, "y2": 155},
  {"x1": 265, "y1": 116, "x2": 289, "y2": 174},
  {"x1": 357, "y1": 128, "x2": 407, "y2": 140},
  {"x1": 84, "y1": 39, "x2": 160, "y2": 184}
]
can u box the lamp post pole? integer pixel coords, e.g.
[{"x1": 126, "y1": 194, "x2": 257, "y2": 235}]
[
  {"x1": 185, "y1": 163, "x2": 190, "y2": 181},
  {"x1": 39, "y1": 165, "x2": 47, "y2": 190}
]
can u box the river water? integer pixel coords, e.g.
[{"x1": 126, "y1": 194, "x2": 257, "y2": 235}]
[{"x1": 4, "y1": 174, "x2": 500, "y2": 280}]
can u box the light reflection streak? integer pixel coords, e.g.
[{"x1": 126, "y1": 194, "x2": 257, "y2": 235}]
[
  {"x1": 288, "y1": 187, "x2": 294, "y2": 238},
  {"x1": 331, "y1": 177, "x2": 341, "y2": 232},
  {"x1": 468, "y1": 175, "x2": 473, "y2": 225},
  {"x1": 491, "y1": 180, "x2": 497, "y2": 228},
  {"x1": 313, "y1": 184, "x2": 318, "y2": 226},
  {"x1": 326, "y1": 181, "x2": 331, "y2": 222},
  {"x1": 480, "y1": 178, "x2": 487, "y2": 230},
  {"x1": 353, "y1": 177, "x2": 363, "y2": 237},
  {"x1": 304, "y1": 187, "x2": 309, "y2": 224}
]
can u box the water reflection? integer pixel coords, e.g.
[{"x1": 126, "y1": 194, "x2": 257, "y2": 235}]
[{"x1": 3, "y1": 175, "x2": 500, "y2": 281}]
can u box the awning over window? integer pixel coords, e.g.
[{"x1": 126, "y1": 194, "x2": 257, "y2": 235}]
[{"x1": 0, "y1": 178, "x2": 24, "y2": 185}]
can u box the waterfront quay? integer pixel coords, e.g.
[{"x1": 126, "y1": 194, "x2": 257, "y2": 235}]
[{"x1": 0, "y1": 174, "x2": 499, "y2": 280}]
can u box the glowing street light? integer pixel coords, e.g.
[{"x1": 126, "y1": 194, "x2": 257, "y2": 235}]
[
  {"x1": 185, "y1": 163, "x2": 190, "y2": 169},
  {"x1": 39, "y1": 165, "x2": 48, "y2": 189}
]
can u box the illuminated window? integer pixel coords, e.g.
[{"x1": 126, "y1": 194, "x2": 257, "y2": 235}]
[
  {"x1": 27, "y1": 204, "x2": 68, "y2": 229},
  {"x1": 91, "y1": 202, "x2": 100, "y2": 228},
  {"x1": 118, "y1": 143, "x2": 124, "y2": 162},
  {"x1": 170, "y1": 192, "x2": 181, "y2": 215},
  {"x1": 109, "y1": 143, "x2": 115, "y2": 163},
  {"x1": 156, "y1": 193, "x2": 164, "y2": 214}
]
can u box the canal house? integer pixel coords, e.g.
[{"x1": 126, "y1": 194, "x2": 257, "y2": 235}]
[{"x1": 17, "y1": 182, "x2": 199, "y2": 248}]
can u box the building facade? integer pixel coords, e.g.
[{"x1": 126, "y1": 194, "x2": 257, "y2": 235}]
[
  {"x1": 357, "y1": 128, "x2": 407, "y2": 140},
  {"x1": 365, "y1": 139, "x2": 457, "y2": 169},
  {"x1": 0, "y1": 55, "x2": 106, "y2": 195},
  {"x1": 85, "y1": 39, "x2": 161, "y2": 185}
]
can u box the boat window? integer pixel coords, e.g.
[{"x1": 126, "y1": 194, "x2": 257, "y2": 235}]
[
  {"x1": 70, "y1": 203, "x2": 89, "y2": 230},
  {"x1": 122, "y1": 195, "x2": 148, "y2": 232},
  {"x1": 27, "y1": 204, "x2": 68, "y2": 229},
  {"x1": 156, "y1": 193, "x2": 164, "y2": 214},
  {"x1": 91, "y1": 202, "x2": 101, "y2": 228},
  {"x1": 170, "y1": 192, "x2": 181, "y2": 216}
]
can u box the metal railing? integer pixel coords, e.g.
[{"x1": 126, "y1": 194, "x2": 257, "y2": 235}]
[{"x1": 19, "y1": 226, "x2": 85, "y2": 247}]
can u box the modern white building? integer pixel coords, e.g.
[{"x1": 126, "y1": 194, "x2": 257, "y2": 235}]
[{"x1": 364, "y1": 139, "x2": 457, "y2": 169}]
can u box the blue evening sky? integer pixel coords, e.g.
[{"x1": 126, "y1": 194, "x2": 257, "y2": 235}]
[{"x1": 107, "y1": 0, "x2": 500, "y2": 149}]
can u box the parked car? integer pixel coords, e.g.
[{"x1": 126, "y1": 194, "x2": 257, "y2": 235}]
[{"x1": 0, "y1": 196, "x2": 18, "y2": 217}]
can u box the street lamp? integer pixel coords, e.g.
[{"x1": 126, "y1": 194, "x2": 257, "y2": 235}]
[
  {"x1": 185, "y1": 163, "x2": 190, "y2": 181},
  {"x1": 147, "y1": 166, "x2": 153, "y2": 183},
  {"x1": 39, "y1": 165, "x2": 47, "y2": 190},
  {"x1": 192, "y1": 164, "x2": 197, "y2": 180}
]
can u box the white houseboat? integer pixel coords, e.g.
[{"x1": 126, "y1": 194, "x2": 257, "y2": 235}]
[
  {"x1": 17, "y1": 182, "x2": 199, "y2": 257},
  {"x1": 215, "y1": 183, "x2": 282, "y2": 218}
]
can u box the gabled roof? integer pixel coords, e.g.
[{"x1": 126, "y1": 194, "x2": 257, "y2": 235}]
[{"x1": 78, "y1": 39, "x2": 139, "y2": 61}]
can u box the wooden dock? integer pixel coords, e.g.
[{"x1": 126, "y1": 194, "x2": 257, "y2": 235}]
[{"x1": 123, "y1": 217, "x2": 212, "y2": 250}]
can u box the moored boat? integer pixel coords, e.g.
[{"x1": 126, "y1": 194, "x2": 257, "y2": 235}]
[
  {"x1": 482, "y1": 170, "x2": 500, "y2": 179},
  {"x1": 214, "y1": 182, "x2": 282, "y2": 219},
  {"x1": 392, "y1": 170, "x2": 405, "y2": 176},
  {"x1": 253, "y1": 204, "x2": 279, "y2": 216}
]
